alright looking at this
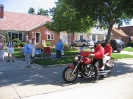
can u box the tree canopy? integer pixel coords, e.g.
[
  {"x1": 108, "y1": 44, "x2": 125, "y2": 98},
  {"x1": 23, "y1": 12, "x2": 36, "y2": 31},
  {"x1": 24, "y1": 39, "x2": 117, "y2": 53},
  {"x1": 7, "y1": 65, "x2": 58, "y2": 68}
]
[
  {"x1": 37, "y1": 8, "x2": 49, "y2": 16},
  {"x1": 64, "y1": 0, "x2": 133, "y2": 40},
  {"x1": 46, "y1": 0, "x2": 95, "y2": 33},
  {"x1": 28, "y1": 7, "x2": 35, "y2": 14},
  {"x1": 28, "y1": 7, "x2": 49, "y2": 16}
]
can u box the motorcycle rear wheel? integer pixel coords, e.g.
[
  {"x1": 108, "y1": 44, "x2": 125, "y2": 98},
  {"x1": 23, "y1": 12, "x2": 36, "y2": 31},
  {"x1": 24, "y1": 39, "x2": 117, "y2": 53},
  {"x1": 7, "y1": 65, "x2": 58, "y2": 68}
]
[{"x1": 62, "y1": 67, "x2": 78, "y2": 83}]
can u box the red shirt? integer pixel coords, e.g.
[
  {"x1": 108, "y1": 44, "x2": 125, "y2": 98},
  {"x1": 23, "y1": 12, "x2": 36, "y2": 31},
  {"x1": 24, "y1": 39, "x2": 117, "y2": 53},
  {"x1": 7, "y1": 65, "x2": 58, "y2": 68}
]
[
  {"x1": 104, "y1": 45, "x2": 113, "y2": 56},
  {"x1": 93, "y1": 45, "x2": 104, "y2": 59}
]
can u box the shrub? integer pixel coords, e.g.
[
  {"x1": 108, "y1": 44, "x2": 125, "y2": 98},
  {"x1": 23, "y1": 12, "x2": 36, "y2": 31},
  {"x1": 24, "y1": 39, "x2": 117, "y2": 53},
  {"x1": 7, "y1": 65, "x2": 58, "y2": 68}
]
[
  {"x1": 14, "y1": 42, "x2": 20, "y2": 47},
  {"x1": 13, "y1": 38, "x2": 21, "y2": 43},
  {"x1": 127, "y1": 41, "x2": 133, "y2": 47},
  {"x1": 46, "y1": 41, "x2": 51, "y2": 47},
  {"x1": 20, "y1": 42, "x2": 26, "y2": 47},
  {"x1": 13, "y1": 38, "x2": 21, "y2": 47}
]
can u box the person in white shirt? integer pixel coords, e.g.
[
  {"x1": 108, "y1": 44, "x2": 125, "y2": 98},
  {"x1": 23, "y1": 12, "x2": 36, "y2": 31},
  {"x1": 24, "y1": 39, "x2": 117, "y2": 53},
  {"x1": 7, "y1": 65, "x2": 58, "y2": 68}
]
[
  {"x1": 0, "y1": 39, "x2": 4, "y2": 61},
  {"x1": 30, "y1": 40, "x2": 36, "y2": 64},
  {"x1": 7, "y1": 38, "x2": 15, "y2": 62}
]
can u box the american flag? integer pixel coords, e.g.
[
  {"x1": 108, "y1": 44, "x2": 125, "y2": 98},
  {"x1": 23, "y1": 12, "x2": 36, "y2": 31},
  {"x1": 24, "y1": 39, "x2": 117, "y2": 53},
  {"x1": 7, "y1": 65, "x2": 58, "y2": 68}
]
[{"x1": 45, "y1": 29, "x2": 51, "y2": 36}]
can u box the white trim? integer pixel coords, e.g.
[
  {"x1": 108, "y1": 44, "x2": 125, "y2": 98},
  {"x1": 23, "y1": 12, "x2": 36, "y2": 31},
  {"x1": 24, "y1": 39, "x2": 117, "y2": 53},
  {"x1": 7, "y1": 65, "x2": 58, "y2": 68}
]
[{"x1": 47, "y1": 33, "x2": 54, "y2": 40}]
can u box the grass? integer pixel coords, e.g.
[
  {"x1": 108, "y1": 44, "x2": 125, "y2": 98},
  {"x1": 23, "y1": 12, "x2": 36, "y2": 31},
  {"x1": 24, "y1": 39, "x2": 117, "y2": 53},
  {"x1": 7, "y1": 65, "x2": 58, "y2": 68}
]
[
  {"x1": 14, "y1": 47, "x2": 133, "y2": 66},
  {"x1": 14, "y1": 48, "x2": 24, "y2": 58},
  {"x1": 112, "y1": 53, "x2": 133, "y2": 59},
  {"x1": 124, "y1": 47, "x2": 133, "y2": 52},
  {"x1": 33, "y1": 53, "x2": 133, "y2": 66},
  {"x1": 33, "y1": 56, "x2": 74, "y2": 66}
]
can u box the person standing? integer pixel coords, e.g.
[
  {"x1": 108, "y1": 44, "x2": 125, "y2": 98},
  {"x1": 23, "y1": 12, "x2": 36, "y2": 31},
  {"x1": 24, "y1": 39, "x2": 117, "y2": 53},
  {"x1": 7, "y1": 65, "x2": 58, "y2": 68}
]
[
  {"x1": 24, "y1": 40, "x2": 32, "y2": 68},
  {"x1": 0, "y1": 39, "x2": 4, "y2": 61},
  {"x1": 30, "y1": 40, "x2": 36, "y2": 64},
  {"x1": 56, "y1": 39, "x2": 64, "y2": 59},
  {"x1": 7, "y1": 38, "x2": 15, "y2": 62}
]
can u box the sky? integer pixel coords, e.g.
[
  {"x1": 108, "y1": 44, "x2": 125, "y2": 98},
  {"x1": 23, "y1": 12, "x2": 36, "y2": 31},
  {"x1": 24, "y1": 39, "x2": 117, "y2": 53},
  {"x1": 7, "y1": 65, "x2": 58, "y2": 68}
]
[
  {"x1": 0, "y1": 0, "x2": 57, "y2": 13},
  {"x1": 0, "y1": 0, "x2": 133, "y2": 26}
]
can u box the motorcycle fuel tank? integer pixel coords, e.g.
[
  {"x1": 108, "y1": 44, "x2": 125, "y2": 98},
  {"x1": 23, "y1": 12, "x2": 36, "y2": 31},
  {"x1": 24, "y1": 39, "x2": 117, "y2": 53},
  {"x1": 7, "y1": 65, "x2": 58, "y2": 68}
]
[{"x1": 83, "y1": 57, "x2": 93, "y2": 64}]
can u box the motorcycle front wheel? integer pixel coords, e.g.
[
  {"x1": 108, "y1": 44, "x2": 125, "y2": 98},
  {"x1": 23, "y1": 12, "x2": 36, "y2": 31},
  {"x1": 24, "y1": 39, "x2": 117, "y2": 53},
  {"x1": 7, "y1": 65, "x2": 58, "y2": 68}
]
[{"x1": 62, "y1": 67, "x2": 78, "y2": 83}]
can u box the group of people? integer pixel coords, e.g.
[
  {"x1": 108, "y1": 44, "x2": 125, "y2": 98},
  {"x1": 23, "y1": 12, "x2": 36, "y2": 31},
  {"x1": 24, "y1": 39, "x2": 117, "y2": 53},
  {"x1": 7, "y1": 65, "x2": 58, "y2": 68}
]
[
  {"x1": 24, "y1": 38, "x2": 64, "y2": 68},
  {"x1": 90, "y1": 40, "x2": 113, "y2": 83}
]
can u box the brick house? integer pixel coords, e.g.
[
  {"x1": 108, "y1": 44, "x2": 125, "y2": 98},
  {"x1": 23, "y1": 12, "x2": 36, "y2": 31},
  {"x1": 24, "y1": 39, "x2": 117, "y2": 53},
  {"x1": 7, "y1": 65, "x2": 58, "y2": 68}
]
[
  {"x1": 0, "y1": 4, "x2": 60, "y2": 47},
  {"x1": 112, "y1": 25, "x2": 132, "y2": 45}
]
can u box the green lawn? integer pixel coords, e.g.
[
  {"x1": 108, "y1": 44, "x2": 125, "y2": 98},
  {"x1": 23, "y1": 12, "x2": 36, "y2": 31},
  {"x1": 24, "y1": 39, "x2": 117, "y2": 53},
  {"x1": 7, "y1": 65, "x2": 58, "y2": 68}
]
[
  {"x1": 14, "y1": 48, "x2": 24, "y2": 58},
  {"x1": 33, "y1": 53, "x2": 133, "y2": 66},
  {"x1": 124, "y1": 47, "x2": 133, "y2": 52},
  {"x1": 14, "y1": 47, "x2": 133, "y2": 66}
]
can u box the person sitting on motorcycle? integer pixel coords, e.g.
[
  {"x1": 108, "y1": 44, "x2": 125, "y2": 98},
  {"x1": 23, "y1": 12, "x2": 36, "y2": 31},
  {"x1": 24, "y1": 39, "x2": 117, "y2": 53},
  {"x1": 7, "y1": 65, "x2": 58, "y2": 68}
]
[
  {"x1": 90, "y1": 41, "x2": 104, "y2": 83},
  {"x1": 101, "y1": 41, "x2": 113, "y2": 70}
]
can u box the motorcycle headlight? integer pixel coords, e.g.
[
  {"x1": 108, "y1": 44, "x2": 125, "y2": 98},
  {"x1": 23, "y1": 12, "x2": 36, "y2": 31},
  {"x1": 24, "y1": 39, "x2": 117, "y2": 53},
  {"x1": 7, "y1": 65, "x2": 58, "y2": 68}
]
[{"x1": 75, "y1": 56, "x2": 78, "y2": 61}]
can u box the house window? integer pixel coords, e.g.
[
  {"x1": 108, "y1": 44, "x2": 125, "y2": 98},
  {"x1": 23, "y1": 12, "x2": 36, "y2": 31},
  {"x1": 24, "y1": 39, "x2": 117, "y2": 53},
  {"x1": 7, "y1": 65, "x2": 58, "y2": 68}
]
[
  {"x1": 92, "y1": 35, "x2": 96, "y2": 41},
  {"x1": 47, "y1": 33, "x2": 54, "y2": 40},
  {"x1": 7, "y1": 32, "x2": 23, "y2": 41}
]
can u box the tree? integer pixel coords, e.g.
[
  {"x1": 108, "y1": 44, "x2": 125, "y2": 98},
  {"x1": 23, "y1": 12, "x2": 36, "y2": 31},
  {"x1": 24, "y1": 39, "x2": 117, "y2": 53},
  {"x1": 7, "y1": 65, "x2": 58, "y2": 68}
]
[
  {"x1": 28, "y1": 7, "x2": 35, "y2": 14},
  {"x1": 37, "y1": 8, "x2": 49, "y2": 16},
  {"x1": 46, "y1": 0, "x2": 95, "y2": 47},
  {"x1": 65, "y1": 0, "x2": 133, "y2": 40}
]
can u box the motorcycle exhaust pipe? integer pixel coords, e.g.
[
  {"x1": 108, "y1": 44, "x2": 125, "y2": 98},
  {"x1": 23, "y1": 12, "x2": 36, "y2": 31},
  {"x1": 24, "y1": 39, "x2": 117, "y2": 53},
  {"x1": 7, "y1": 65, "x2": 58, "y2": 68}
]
[
  {"x1": 98, "y1": 70, "x2": 111, "y2": 73},
  {"x1": 98, "y1": 72, "x2": 108, "y2": 75},
  {"x1": 98, "y1": 70, "x2": 111, "y2": 75}
]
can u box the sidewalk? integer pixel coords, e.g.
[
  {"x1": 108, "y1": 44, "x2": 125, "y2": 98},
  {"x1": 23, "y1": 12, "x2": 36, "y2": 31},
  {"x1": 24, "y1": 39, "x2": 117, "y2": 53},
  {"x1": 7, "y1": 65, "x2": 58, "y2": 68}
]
[{"x1": 0, "y1": 51, "x2": 42, "y2": 72}]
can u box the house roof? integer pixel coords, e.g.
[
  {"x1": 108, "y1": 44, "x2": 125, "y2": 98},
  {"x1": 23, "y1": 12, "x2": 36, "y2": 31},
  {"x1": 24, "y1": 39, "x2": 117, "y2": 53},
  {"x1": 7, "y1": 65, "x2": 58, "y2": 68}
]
[
  {"x1": 120, "y1": 26, "x2": 133, "y2": 36},
  {"x1": 90, "y1": 27, "x2": 108, "y2": 35},
  {"x1": 0, "y1": 11, "x2": 51, "y2": 31},
  {"x1": 112, "y1": 27, "x2": 128, "y2": 36}
]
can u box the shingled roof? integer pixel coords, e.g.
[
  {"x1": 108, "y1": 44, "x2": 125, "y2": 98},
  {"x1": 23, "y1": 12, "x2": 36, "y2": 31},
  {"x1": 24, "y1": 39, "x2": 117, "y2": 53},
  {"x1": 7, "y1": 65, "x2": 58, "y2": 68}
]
[
  {"x1": 112, "y1": 27, "x2": 128, "y2": 36},
  {"x1": 0, "y1": 11, "x2": 51, "y2": 31}
]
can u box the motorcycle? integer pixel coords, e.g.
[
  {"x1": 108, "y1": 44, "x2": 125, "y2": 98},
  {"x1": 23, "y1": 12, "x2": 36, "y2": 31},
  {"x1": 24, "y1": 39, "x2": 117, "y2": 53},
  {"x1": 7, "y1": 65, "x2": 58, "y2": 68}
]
[{"x1": 62, "y1": 47, "x2": 114, "y2": 83}]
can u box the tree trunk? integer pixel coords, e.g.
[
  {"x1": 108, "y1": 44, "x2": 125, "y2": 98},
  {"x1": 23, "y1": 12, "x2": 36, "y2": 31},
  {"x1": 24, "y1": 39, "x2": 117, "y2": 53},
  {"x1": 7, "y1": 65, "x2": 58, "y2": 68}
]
[
  {"x1": 67, "y1": 32, "x2": 74, "y2": 49},
  {"x1": 106, "y1": 24, "x2": 113, "y2": 40}
]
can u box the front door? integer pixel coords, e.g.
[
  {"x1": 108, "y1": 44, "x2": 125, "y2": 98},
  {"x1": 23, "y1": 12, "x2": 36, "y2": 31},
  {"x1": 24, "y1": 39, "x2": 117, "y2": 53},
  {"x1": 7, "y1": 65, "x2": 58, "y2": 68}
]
[{"x1": 36, "y1": 33, "x2": 41, "y2": 43}]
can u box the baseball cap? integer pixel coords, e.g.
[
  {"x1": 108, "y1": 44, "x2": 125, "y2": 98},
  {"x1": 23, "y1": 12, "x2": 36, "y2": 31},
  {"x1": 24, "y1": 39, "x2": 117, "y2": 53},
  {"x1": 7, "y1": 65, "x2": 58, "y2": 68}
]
[{"x1": 96, "y1": 41, "x2": 101, "y2": 44}]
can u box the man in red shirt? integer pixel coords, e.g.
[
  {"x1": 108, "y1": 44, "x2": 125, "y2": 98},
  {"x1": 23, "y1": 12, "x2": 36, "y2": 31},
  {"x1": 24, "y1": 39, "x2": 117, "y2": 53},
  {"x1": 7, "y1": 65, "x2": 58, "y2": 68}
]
[
  {"x1": 101, "y1": 41, "x2": 113, "y2": 70},
  {"x1": 90, "y1": 41, "x2": 104, "y2": 83}
]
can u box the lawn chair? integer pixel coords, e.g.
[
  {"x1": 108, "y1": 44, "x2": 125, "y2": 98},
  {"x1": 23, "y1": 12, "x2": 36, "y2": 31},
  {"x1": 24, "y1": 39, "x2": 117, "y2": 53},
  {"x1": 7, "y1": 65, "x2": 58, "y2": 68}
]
[
  {"x1": 43, "y1": 47, "x2": 51, "y2": 58},
  {"x1": 35, "y1": 48, "x2": 43, "y2": 58}
]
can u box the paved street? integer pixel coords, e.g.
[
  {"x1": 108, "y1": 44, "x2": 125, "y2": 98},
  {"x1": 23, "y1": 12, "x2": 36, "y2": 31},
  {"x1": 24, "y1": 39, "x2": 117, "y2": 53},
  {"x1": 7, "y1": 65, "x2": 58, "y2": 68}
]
[{"x1": 0, "y1": 51, "x2": 133, "y2": 99}]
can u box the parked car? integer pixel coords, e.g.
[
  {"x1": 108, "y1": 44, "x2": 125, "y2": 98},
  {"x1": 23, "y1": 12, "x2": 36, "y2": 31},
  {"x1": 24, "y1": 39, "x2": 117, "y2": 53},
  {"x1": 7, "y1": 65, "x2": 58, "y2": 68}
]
[
  {"x1": 72, "y1": 39, "x2": 94, "y2": 47},
  {"x1": 101, "y1": 39, "x2": 125, "y2": 53},
  {"x1": 87, "y1": 40, "x2": 95, "y2": 47}
]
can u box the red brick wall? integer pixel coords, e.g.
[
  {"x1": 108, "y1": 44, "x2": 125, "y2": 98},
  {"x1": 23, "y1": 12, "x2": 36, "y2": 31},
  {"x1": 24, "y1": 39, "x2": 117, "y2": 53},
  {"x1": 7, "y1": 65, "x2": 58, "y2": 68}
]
[
  {"x1": 112, "y1": 30, "x2": 129, "y2": 45},
  {"x1": 28, "y1": 25, "x2": 60, "y2": 47}
]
